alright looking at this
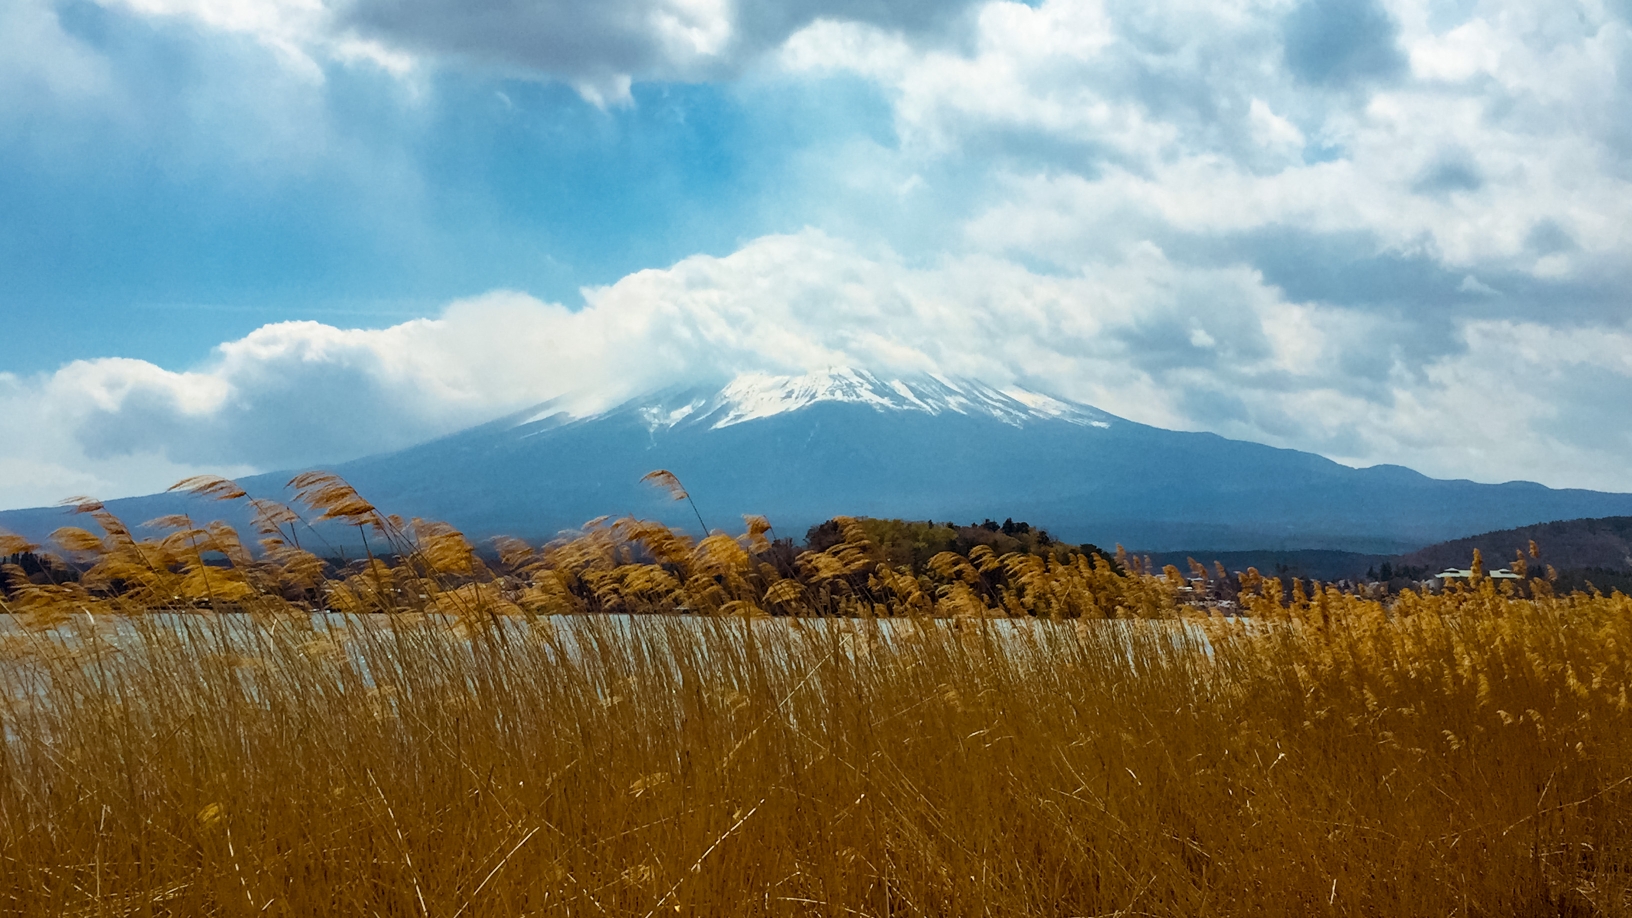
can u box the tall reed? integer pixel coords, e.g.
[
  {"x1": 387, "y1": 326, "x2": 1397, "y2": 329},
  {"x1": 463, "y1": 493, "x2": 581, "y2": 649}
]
[{"x1": 1, "y1": 475, "x2": 1629, "y2": 916}]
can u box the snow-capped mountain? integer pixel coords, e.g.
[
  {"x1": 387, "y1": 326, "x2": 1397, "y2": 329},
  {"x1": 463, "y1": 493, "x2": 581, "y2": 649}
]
[
  {"x1": 6, "y1": 368, "x2": 1632, "y2": 554},
  {"x1": 514, "y1": 369, "x2": 1114, "y2": 433},
  {"x1": 624, "y1": 369, "x2": 1115, "y2": 432}
]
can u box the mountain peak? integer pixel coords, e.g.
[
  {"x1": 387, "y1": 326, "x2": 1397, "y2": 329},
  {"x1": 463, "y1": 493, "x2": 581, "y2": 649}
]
[
  {"x1": 9, "y1": 370, "x2": 1632, "y2": 557},
  {"x1": 599, "y1": 367, "x2": 1116, "y2": 432}
]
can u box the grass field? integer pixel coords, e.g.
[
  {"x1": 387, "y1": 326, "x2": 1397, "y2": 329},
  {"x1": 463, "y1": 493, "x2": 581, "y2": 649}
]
[{"x1": 3, "y1": 474, "x2": 1631, "y2": 916}]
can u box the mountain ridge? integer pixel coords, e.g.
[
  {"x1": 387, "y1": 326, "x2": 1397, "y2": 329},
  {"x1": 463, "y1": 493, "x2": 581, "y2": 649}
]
[
  {"x1": 513, "y1": 368, "x2": 1118, "y2": 434},
  {"x1": 4, "y1": 368, "x2": 1631, "y2": 554}
]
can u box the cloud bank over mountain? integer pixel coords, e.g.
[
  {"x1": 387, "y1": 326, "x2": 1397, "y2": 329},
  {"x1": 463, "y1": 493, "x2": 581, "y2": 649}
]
[
  {"x1": 6, "y1": 230, "x2": 1631, "y2": 509},
  {"x1": 2, "y1": 0, "x2": 1630, "y2": 508}
]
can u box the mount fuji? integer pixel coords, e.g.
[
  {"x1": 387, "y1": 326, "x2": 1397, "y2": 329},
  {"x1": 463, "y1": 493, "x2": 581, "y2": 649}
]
[{"x1": 7, "y1": 368, "x2": 1632, "y2": 553}]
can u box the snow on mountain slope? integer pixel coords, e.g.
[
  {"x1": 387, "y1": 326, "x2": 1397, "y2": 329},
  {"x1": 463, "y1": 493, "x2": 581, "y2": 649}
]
[
  {"x1": 7, "y1": 366, "x2": 1632, "y2": 555},
  {"x1": 518, "y1": 368, "x2": 1117, "y2": 433}
]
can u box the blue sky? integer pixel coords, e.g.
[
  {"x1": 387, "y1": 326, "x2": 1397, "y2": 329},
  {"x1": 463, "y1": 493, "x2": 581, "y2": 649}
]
[
  {"x1": 2, "y1": 0, "x2": 1631, "y2": 507},
  {"x1": 1, "y1": 5, "x2": 892, "y2": 371}
]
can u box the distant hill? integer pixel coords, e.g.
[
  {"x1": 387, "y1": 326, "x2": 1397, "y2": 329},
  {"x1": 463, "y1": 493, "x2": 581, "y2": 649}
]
[
  {"x1": 1396, "y1": 517, "x2": 1632, "y2": 574},
  {"x1": 1393, "y1": 516, "x2": 1632, "y2": 593},
  {"x1": 6, "y1": 368, "x2": 1632, "y2": 556},
  {"x1": 1142, "y1": 517, "x2": 1632, "y2": 591}
]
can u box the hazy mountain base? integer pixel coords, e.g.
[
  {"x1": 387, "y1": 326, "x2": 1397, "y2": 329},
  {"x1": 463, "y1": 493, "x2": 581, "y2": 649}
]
[{"x1": 1141, "y1": 549, "x2": 1394, "y2": 583}]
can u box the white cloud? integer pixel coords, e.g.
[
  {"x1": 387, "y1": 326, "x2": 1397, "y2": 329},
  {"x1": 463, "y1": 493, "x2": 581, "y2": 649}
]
[
  {"x1": 100, "y1": 0, "x2": 414, "y2": 78},
  {"x1": 79, "y1": 0, "x2": 1632, "y2": 264},
  {"x1": 0, "y1": 368, "x2": 254, "y2": 511},
  {"x1": 783, "y1": 0, "x2": 1632, "y2": 284},
  {"x1": 91, "y1": 0, "x2": 982, "y2": 103},
  {"x1": 0, "y1": 0, "x2": 117, "y2": 115},
  {"x1": 7, "y1": 0, "x2": 1632, "y2": 509},
  {"x1": 781, "y1": 6, "x2": 1165, "y2": 159},
  {"x1": 1295, "y1": 320, "x2": 1632, "y2": 490},
  {"x1": 1248, "y1": 97, "x2": 1305, "y2": 154},
  {"x1": 6, "y1": 229, "x2": 1632, "y2": 509}
]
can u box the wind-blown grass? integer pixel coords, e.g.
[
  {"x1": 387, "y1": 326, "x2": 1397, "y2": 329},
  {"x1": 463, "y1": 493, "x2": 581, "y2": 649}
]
[{"x1": 2, "y1": 474, "x2": 1630, "y2": 916}]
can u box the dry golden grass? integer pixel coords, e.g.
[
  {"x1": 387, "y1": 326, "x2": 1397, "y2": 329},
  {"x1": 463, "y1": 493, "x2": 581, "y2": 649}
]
[{"x1": 2, "y1": 474, "x2": 1632, "y2": 916}]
